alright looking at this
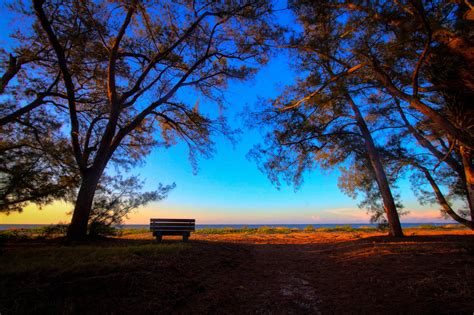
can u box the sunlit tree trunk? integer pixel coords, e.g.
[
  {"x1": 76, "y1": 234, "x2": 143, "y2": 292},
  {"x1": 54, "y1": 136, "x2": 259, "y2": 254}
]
[{"x1": 346, "y1": 95, "x2": 404, "y2": 237}]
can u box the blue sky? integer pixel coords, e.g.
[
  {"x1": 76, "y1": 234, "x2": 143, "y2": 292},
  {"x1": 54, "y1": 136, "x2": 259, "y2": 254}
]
[{"x1": 0, "y1": 2, "x2": 449, "y2": 225}]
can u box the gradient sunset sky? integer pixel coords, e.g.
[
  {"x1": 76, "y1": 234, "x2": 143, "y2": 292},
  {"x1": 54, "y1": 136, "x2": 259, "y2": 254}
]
[{"x1": 0, "y1": 2, "x2": 450, "y2": 225}]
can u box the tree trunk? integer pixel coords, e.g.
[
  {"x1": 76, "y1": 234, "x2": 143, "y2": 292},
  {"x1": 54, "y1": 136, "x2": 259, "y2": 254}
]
[
  {"x1": 460, "y1": 146, "x2": 474, "y2": 221},
  {"x1": 346, "y1": 96, "x2": 404, "y2": 237},
  {"x1": 418, "y1": 165, "x2": 474, "y2": 229},
  {"x1": 66, "y1": 168, "x2": 103, "y2": 241}
]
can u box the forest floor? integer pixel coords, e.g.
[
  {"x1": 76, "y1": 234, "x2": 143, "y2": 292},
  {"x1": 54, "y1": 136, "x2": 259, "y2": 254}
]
[{"x1": 1, "y1": 228, "x2": 473, "y2": 314}]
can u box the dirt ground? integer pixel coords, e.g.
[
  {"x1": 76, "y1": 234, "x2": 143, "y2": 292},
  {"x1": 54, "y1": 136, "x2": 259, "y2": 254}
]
[{"x1": 1, "y1": 229, "x2": 474, "y2": 314}]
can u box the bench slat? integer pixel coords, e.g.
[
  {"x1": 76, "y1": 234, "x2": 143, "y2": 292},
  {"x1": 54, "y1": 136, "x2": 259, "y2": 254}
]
[
  {"x1": 150, "y1": 226, "x2": 195, "y2": 231},
  {"x1": 150, "y1": 218, "x2": 195, "y2": 223},
  {"x1": 151, "y1": 226, "x2": 195, "y2": 230},
  {"x1": 154, "y1": 231, "x2": 191, "y2": 236},
  {"x1": 151, "y1": 222, "x2": 195, "y2": 227}
]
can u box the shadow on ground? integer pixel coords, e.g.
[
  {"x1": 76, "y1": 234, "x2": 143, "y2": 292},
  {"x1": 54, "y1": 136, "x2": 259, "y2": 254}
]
[{"x1": 1, "y1": 233, "x2": 473, "y2": 314}]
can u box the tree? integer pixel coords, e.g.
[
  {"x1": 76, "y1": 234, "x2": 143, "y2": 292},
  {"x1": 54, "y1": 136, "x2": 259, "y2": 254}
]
[
  {"x1": 16, "y1": 0, "x2": 277, "y2": 240},
  {"x1": 249, "y1": 1, "x2": 405, "y2": 236},
  {"x1": 268, "y1": 0, "x2": 473, "y2": 228},
  {"x1": 296, "y1": 0, "x2": 474, "y2": 222}
]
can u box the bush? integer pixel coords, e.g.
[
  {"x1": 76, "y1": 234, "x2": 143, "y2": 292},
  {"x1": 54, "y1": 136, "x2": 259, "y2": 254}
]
[
  {"x1": 0, "y1": 229, "x2": 32, "y2": 240},
  {"x1": 377, "y1": 222, "x2": 389, "y2": 230},
  {"x1": 88, "y1": 221, "x2": 118, "y2": 237},
  {"x1": 39, "y1": 224, "x2": 68, "y2": 238},
  {"x1": 304, "y1": 225, "x2": 315, "y2": 232},
  {"x1": 257, "y1": 226, "x2": 293, "y2": 234},
  {"x1": 419, "y1": 224, "x2": 447, "y2": 230}
]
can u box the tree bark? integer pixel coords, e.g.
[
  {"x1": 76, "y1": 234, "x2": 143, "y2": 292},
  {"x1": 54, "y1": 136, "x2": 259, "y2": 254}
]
[
  {"x1": 397, "y1": 105, "x2": 474, "y2": 217},
  {"x1": 460, "y1": 146, "x2": 474, "y2": 221},
  {"x1": 66, "y1": 168, "x2": 103, "y2": 240},
  {"x1": 418, "y1": 165, "x2": 474, "y2": 229},
  {"x1": 346, "y1": 96, "x2": 404, "y2": 237}
]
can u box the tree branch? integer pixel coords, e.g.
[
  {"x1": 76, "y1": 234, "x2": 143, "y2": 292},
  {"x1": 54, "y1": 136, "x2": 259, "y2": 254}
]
[{"x1": 33, "y1": 0, "x2": 85, "y2": 172}]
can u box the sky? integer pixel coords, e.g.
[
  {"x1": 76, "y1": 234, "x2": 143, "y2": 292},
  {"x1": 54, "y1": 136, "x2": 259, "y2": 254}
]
[{"x1": 0, "y1": 2, "x2": 451, "y2": 225}]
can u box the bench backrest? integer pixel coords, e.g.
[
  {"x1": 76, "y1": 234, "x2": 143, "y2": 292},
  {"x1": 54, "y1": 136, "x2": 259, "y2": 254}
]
[{"x1": 150, "y1": 218, "x2": 196, "y2": 232}]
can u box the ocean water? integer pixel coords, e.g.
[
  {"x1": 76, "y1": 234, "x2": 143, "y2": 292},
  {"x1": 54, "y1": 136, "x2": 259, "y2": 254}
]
[{"x1": 0, "y1": 222, "x2": 455, "y2": 231}]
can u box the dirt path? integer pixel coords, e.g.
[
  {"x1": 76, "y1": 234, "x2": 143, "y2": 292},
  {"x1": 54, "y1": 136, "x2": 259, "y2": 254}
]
[
  {"x1": 2, "y1": 230, "x2": 473, "y2": 314},
  {"x1": 183, "y1": 231, "x2": 474, "y2": 314}
]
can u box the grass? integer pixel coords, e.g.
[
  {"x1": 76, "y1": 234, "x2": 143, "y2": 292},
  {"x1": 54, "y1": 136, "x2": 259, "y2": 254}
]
[
  {"x1": 0, "y1": 224, "x2": 70, "y2": 241},
  {"x1": 316, "y1": 225, "x2": 379, "y2": 233},
  {"x1": 195, "y1": 226, "x2": 299, "y2": 234},
  {"x1": 118, "y1": 228, "x2": 150, "y2": 236},
  {"x1": 0, "y1": 225, "x2": 147, "y2": 240},
  {"x1": 416, "y1": 224, "x2": 464, "y2": 230},
  {"x1": 195, "y1": 226, "x2": 257, "y2": 234},
  {"x1": 1, "y1": 224, "x2": 465, "y2": 241},
  {"x1": 194, "y1": 225, "x2": 381, "y2": 234},
  {"x1": 1, "y1": 243, "x2": 188, "y2": 276},
  {"x1": 0, "y1": 241, "x2": 192, "y2": 314}
]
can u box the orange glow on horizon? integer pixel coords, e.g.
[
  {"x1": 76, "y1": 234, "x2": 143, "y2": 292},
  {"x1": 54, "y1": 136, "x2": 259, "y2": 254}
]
[{"x1": 0, "y1": 202, "x2": 450, "y2": 225}]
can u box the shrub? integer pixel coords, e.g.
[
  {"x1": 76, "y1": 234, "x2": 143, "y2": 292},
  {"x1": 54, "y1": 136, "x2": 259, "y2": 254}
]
[
  {"x1": 39, "y1": 224, "x2": 68, "y2": 238},
  {"x1": 88, "y1": 221, "x2": 118, "y2": 237}
]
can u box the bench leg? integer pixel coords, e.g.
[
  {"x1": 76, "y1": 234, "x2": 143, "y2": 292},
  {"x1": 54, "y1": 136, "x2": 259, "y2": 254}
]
[
  {"x1": 156, "y1": 233, "x2": 163, "y2": 243},
  {"x1": 182, "y1": 233, "x2": 189, "y2": 242}
]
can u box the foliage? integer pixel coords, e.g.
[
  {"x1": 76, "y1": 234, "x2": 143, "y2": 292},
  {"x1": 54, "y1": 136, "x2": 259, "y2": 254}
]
[
  {"x1": 285, "y1": 0, "x2": 473, "y2": 227},
  {"x1": 38, "y1": 224, "x2": 69, "y2": 237},
  {"x1": 88, "y1": 175, "x2": 175, "y2": 232},
  {"x1": 2, "y1": 0, "x2": 280, "y2": 238},
  {"x1": 0, "y1": 224, "x2": 69, "y2": 240},
  {"x1": 0, "y1": 107, "x2": 79, "y2": 213},
  {"x1": 249, "y1": 0, "x2": 407, "y2": 227},
  {"x1": 316, "y1": 225, "x2": 379, "y2": 233}
]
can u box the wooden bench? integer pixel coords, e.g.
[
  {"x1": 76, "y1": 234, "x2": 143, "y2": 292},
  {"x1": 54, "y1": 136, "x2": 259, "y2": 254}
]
[{"x1": 150, "y1": 218, "x2": 195, "y2": 242}]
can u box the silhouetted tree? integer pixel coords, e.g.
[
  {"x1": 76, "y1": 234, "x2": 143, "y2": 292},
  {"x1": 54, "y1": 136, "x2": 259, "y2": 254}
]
[
  {"x1": 260, "y1": 0, "x2": 473, "y2": 229},
  {"x1": 9, "y1": 0, "x2": 278, "y2": 240},
  {"x1": 250, "y1": 1, "x2": 406, "y2": 236},
  {"x1": 295, "y1": 0, "x2": 474, "y2": 223}
]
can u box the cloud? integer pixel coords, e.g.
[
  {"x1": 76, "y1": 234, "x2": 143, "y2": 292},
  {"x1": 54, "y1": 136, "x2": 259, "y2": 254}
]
[
  {"x1": 402, "y1": 210, "x2": 447, "y2": 222},
  {"x1": 308, "y1": 207, "x2": 372, "y2": 223}
]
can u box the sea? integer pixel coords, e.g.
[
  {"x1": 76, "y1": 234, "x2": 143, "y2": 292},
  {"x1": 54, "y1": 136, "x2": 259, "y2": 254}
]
[{"x1": 0, "y1": 222, "x2": 455, "y2": 231}]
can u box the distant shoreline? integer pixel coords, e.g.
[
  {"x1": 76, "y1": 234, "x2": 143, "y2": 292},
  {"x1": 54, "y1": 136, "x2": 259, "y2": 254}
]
[{"x1": 0, "y1": 222, "x2": 458, "y2": 231}]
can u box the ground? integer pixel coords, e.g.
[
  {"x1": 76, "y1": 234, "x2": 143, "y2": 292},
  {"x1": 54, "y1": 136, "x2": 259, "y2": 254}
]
[{"x1": 1, "y1": 228, "x2": 473, "y2": 314}]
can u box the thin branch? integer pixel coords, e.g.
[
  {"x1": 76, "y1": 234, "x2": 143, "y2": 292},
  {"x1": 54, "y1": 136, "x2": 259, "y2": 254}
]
[
  {"x1": 33, "y1": 0, "x2": 85, "y2": 172},
  {"x1": 282, "y1": 62, "x2": 367, "y2": 110}
]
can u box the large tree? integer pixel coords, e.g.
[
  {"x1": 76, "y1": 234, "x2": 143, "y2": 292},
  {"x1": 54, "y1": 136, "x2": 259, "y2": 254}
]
[
  {"x1": 270, "y1": 0, "x2": 473, "y2": 228},
  {"x1": 14, "y1": 0, "x2": 277, "y2": 240},
  {"x1": 250, "y1": 1, "x2": 405, "y2": 236},
  {"x1": 293, "y1": 0, "x2": 473, "y2": 222}
]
